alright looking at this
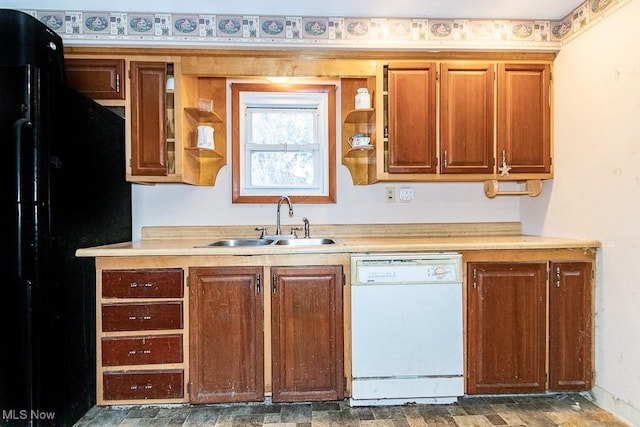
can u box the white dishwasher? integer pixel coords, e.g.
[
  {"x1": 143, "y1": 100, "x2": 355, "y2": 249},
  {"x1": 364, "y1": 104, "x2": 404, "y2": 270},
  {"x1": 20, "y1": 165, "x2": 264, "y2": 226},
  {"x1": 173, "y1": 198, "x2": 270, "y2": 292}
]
[{"x1": 350, "y1": 253, "x2": 464, "y2": 406}]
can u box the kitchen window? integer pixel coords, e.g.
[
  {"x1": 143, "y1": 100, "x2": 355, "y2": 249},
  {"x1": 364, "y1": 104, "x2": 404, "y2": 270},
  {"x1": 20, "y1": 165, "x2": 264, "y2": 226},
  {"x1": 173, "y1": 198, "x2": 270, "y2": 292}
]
[{"x1": 231, "y1": 82, "x2": 336, "y2": 203}]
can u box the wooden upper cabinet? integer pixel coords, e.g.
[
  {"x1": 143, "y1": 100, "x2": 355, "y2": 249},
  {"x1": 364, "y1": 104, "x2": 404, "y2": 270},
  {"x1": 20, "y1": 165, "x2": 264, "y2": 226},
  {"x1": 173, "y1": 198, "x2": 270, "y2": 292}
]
[
  {"x1": 189, "y1": 266, "x2": 264, "y2": 404},
  {"x1": 271, "y1": 265, "x2": 344, "y2": 402},
  {"x1": 497, "y1": 63, "x2": 551, "y2": 174},
  {"x1": 387, "y1": 62, "x2": 437, "y2": 174},
  {"x1": 130, "y1": 62, "x2": 167, "y2": 176},
  {"x1": 65, "y1": 58, "x2": 125, "y2": 100},
  {"x1": 467, "y1": 262, "x2": 547, "y2": 395},
  {"x1": 440, "y1": 62, "x2": 494, "y2": 174},
  {"x1": 549, "y1": 262, "x2": 593, "y2": 391}
]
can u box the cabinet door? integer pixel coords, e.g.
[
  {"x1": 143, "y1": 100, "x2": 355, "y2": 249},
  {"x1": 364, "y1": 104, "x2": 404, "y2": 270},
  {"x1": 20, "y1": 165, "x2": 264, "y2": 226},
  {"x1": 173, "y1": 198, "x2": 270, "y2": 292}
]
[
  {"x1": 387, "y1": 62, "x2": 437, "y2": 174},
  {"x1": 549, "y1": 262, "x2": 593, "y2": 390},
  {"x1": 467, "y1": 262, "x2": 547, "y2": 394},
  {"x1": 271, "y1": 265, "x2": 344, "y2": 402},
  {"x1": 66, "y1": 58, "x2": 125, "y2": 100},
  {"x1": 189, "y1": 267, "x2": 264, "y2": 403},
  {"x1": 440, "y1": 62, "x2": 494, "y2": 174},
  {"x1": 130, "y1": 62, "x2": 167, "y2": 176},
  {"x1": 497, "y1": 63, "x2": 551, "y2": 174}
]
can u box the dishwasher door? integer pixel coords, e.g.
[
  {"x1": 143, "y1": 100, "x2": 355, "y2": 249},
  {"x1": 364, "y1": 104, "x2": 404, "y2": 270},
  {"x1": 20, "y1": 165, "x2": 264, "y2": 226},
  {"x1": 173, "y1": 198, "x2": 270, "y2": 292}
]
[{"x1": 350, "y1": 253, "x2": 464, "y2": 405}]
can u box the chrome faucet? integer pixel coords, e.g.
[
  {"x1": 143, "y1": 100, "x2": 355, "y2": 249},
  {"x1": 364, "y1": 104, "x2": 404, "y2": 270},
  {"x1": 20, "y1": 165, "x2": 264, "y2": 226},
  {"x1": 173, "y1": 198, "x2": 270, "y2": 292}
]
[{"x1": 275, "y1": 196, "x2": 294, "y2": 236}]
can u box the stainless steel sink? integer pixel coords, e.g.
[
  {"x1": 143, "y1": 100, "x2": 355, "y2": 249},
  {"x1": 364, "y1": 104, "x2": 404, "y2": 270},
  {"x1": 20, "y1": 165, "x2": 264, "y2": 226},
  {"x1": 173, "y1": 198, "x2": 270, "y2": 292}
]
[
  {"x1": 274, "y1": 238, "x2": 338, "y2": 246},
  {"x1": 204, "y1": 239, "x2": 275, "y2": 247},
  {"x1": 197, "y1": 237, "x2": 338, "y2": 248}
]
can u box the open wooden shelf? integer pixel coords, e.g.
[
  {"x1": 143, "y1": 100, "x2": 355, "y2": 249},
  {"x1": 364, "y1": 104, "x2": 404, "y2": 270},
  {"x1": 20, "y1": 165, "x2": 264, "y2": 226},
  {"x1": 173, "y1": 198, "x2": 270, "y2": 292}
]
[
  {"x1": 344, "y1": 108, "x2": 375, "y2": 123},
  {"x1": 184, "y1": 108, "x2": 223, "y2": 123}
]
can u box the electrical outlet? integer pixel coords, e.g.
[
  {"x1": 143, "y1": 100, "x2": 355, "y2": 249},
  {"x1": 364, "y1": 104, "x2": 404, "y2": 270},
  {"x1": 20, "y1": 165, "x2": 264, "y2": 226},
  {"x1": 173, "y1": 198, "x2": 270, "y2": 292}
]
[
  {"x1": 385, "y1": 187, "x2": 395, "y2": 203},
  {"x1": 399, "y1": 187, "x2": 414, "y2": 202}
]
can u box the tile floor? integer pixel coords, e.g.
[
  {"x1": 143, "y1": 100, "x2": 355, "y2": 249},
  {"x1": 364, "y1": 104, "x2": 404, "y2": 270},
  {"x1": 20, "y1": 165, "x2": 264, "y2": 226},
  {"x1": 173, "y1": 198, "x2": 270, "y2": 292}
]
[{"x1": 74, "y1": 393, "x2": 630, "y2": 426}]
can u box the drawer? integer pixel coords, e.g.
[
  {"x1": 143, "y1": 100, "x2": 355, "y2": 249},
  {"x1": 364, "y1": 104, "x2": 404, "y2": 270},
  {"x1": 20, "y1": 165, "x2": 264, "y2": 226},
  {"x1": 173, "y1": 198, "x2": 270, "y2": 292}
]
[
  {"x1": 102, "y1": 269, "x2": 183, "y2": 299},
  {"x1": 102, "y1": 334, "x2": 183, "y2": 366},
  {"x1": 102, "y1": 302, "x2": 183, "y2": 332},
  {"x1": 103, "y1": 370, "x2": 184, "y2": 401}
]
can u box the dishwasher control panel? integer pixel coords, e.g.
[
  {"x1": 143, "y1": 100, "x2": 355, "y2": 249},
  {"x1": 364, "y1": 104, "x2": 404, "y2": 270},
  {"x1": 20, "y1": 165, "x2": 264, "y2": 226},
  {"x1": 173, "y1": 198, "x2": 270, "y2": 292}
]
[{"x1": 351, "y1": 253, "x2": 462, "y2": 285}]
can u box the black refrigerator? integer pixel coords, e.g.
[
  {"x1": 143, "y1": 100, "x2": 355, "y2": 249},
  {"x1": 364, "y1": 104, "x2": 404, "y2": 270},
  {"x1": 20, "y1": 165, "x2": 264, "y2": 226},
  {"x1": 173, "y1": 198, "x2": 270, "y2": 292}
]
[{"x1": 0, "y1": 9, "x2": 132, "y2": 426}]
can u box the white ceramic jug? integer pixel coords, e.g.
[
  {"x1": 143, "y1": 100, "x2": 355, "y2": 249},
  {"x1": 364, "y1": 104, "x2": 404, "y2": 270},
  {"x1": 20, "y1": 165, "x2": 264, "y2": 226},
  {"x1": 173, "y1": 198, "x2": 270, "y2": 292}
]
[{"x1": 196, "y1": 125, "x2": 215, "y2": 149}]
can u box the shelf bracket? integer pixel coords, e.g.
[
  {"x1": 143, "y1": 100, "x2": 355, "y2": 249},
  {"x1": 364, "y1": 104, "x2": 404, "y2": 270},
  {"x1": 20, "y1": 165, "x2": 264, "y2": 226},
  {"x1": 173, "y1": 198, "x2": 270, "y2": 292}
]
[{"x1": 483, "y1": 179, "x2": 543, "y2": 199}]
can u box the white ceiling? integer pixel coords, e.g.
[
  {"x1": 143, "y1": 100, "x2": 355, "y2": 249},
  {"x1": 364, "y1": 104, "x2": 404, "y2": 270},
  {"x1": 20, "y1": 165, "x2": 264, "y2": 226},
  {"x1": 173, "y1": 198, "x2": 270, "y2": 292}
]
[{"x1": 9, "y1": 0, "x2": 583, "y2": 20}]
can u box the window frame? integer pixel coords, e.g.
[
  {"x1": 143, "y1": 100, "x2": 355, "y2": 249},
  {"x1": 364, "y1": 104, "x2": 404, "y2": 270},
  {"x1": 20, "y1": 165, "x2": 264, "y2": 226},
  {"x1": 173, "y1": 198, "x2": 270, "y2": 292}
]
[{"x1": 231, "y1": 82, "x2": 337, "y2": 204}]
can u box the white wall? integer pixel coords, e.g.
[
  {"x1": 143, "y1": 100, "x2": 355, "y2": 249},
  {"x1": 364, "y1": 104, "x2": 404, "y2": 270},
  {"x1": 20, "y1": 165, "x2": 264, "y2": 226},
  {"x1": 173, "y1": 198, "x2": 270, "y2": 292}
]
[
  {"x1": 521, "y1": 0, "x2": 640, "y2": 424},
  {"x1": 132, "y1": 163, "x2": 519, "y2": 241}
]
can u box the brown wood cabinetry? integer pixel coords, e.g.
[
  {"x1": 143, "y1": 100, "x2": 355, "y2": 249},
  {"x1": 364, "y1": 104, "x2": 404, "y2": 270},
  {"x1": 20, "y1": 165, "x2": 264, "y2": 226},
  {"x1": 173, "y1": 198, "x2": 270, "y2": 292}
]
[
  {"x1": 97, "y1": 267, "x2": 186, "y2": 404},
  {"x1": 271, "y1": 265, "x2": 344, "y2": 402},
  {"x1": 103, "y1": 370, "x2": 184, "y2": 401},
  {"x1": 440, "y1": 62, "x2": 494, "y2": 174},
  {"x1": 102, "y1": 335, "x2": 183, "y2": 366},
  {"x1": 467, "y1": 260, "x2": 593, "y2": 394},
  {"x1": 188, "y1": 266, "x2": 264, "y2": 404},
  {"x1": 387, "y1": 62, "x2": 437, "y2": 174},
  {"x1": 65, "y1": 58, "x2": 125, "y2": 100},
  {"x1": 549, "y1": 262, "x2": 593, "y2": 390},
  {"x1": 130, "y1": 62, "x2": 169, "y2": 176},
  {"x1": 188, "y1": 264, "x2": 344, "y2": 404},
  {"x1": 497, "y1": 63, "x2": 551, "y2": 174},
  {"x1": 380, "y1": 59, "x2": 552, "y2": 189},
  {"x1": 102, "y1": 268, "x2": 183, "y2": 298},
  {"x1": 467, "y1": 262, "x2": 547, "y2": 394}
]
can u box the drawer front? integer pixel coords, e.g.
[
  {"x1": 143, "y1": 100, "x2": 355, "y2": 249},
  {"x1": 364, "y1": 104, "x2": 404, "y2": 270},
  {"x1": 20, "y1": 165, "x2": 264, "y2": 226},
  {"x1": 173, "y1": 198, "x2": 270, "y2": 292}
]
[
  {"x1": 102, "y1": 269, "x2": 183, "y2": 299},
  {"x1": 103, "y1": 370, "x2": 184, "y2": 401},
  {"x1": 102, "y1": 334, "x2": 183, "y2": 366},
  {"x1": 102, "y1": 302, "x2": 183, "y2": 332}
]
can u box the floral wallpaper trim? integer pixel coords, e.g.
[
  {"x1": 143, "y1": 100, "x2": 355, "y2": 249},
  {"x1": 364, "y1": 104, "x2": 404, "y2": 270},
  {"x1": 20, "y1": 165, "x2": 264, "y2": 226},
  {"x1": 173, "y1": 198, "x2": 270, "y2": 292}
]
[{"x1": 21, "y1": 0, "x2": 628, "y2": 50}]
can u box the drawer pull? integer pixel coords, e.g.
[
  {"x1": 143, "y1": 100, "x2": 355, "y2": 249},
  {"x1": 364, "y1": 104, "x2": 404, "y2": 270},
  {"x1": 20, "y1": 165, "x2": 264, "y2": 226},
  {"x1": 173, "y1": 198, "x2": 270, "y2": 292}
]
[
  {"x1": 128, "y1": 349, "x2": 152, "y2": 355},
  {"x1": 128, "y1": 316, "x2": 152, "y2": 321},
  {"x1": 130, "y1": 384, "x2": 153, "y2": 391},
  {"x1": 130, "y1": 281, "x2": 155, "y2": 288}
]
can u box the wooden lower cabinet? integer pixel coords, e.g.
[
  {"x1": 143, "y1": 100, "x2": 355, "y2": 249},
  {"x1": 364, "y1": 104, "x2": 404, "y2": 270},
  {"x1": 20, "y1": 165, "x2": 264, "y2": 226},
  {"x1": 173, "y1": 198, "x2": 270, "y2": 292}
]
[
  {"x1": 189, "y1": 265, "x2": 344, "y2": 404},
  {"x1": 271, "y1": 266, "x2": 344, "y2": 402},
  {"x1": 467, "y1": 261, "x2": 593, "y2": 394},
  {"x1": 98, "y1": 267, "x2": 186, "y2": 405},
  {"x1": 467, "y1": 262, "x2": 547, "y2": 394},
  {"x1": 189, "y1": 266, "x2": 265, "y2": 403},
  {"x1": 548, "y1": 262, "x2": 593, "y2": 390}
]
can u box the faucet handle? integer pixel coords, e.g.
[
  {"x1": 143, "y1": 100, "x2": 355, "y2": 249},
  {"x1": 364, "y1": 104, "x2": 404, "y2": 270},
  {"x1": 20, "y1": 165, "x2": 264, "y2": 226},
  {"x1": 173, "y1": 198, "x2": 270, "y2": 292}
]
[
  {"x1": 302, "y1": 217, "x2": 310, "y2": 238},
  {"x1": 254, "y1": 227, "x2": 267, "y2": 238},
  {"x1": 290, "y1": 226, "x2": 302, "y2": 238}
]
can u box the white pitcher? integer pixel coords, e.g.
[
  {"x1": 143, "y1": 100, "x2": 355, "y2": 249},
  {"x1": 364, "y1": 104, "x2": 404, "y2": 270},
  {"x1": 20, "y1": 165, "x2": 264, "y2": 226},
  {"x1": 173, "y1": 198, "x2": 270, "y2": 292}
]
[{"x1": 196, "y1": 125, "x2": 215, "y2": 149}]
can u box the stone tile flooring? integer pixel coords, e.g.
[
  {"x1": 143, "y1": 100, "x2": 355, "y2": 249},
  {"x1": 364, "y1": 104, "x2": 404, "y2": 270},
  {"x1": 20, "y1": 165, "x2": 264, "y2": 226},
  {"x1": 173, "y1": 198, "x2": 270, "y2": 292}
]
[{"x1": 74, "y1": 393, "x2": 630, "y2": 426}]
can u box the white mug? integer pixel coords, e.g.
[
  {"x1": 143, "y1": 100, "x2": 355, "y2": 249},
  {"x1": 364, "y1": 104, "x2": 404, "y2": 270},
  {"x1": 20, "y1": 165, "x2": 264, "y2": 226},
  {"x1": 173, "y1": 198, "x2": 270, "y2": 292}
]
[{"x1": 197, "y1": 125, "x2": 215, "y2": 149}]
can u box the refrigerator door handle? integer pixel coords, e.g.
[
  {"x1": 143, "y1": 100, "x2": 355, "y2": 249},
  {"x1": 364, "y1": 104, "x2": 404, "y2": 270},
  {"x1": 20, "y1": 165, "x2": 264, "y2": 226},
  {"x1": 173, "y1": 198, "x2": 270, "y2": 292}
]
[
  {"x1": 13, "y1": 117, "x2": 32, "y2": 204},
  {"x1": 13, "y1": 117, "x2": 33, "y2": 280}
]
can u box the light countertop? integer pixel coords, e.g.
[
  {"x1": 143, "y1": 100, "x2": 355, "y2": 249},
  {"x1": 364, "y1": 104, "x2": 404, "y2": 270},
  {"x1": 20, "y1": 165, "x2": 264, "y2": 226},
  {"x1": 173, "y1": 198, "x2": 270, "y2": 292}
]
[{"x1": 76, "y1": 223, "x2": 600, "y2": 258}]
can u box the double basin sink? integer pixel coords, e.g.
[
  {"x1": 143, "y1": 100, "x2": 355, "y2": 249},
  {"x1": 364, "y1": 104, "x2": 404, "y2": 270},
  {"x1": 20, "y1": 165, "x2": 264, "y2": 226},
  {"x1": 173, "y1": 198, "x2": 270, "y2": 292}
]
[{"x1": 202, "y1": 237, "x2": 339, "y2": 247}]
